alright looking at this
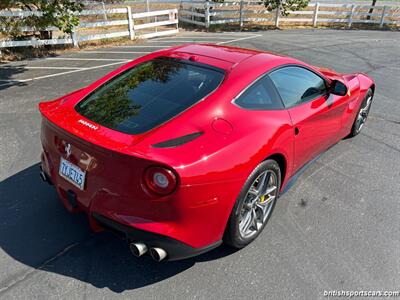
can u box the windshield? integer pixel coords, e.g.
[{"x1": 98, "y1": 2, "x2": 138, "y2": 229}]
[{"x1": 75, "y1": 58, "x2": 224, "y2": 134}]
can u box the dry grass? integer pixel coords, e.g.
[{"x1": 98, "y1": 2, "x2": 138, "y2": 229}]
[{"x1": 0, "y1": 37, "x2": 147, "y2": 62}]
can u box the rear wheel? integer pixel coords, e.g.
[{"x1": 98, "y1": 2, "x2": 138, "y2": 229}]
[
  {"x1": 224, "y1": 160, "x2": 281, "y2": 249},
  {"x1": 348, "y1": 88, "x2": 373, "y2": 137}
]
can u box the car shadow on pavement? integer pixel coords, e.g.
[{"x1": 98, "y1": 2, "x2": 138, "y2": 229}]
[
  {"x1": 0, "y1": 164, "x2": 236, "y2": 293},
  {"x1": 0, "y1": 64, "x2": 28, "y2": 91}
]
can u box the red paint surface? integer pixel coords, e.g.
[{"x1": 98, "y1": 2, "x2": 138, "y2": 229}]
[{"x1": 39, "y1": 44, "x2": 374, "y2": 249}]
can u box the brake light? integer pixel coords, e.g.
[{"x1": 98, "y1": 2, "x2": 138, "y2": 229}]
[{"x1": 143, "y1": 166, "x2": 178, "y2": 195}]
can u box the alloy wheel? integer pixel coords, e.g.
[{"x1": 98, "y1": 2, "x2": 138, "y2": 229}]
[
  {"x1": 239, "y1": 170, "x2": 278, "y2": 239},
  {"x1": 355, "y1": 95, "x2": 373, "y2": 133}
]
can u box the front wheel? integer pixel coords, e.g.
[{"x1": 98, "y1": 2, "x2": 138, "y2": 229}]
[
  {"x1": 348, "y1": 88, "x2": 373, "y2": 137},
  {"x1": 223, "y1": 160, "x2": 281, "y2": 249}
]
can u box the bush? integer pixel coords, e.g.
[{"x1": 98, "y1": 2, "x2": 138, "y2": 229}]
[
  {"x1": 0, "y1": 0, "x2": 83, "y2": 39},
  {"x1": 263, "y1": 0, "x2": 310, "y2": 16}
]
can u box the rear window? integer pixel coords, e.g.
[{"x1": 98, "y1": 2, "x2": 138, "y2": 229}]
[{"x1": 75, "y1": 58, "x2": 224, "y2": 134}]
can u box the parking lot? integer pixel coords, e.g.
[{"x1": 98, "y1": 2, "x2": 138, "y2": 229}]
[{"x1": 0, "y1": 29, "x2": 399, "y2": 299}]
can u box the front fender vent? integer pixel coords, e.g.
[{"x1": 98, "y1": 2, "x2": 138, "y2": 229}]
[{"x1": 152, "y1": 132, "x2": 203, "y2": 148}]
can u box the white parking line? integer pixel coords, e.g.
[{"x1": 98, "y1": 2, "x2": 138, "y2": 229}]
[
  {"x1": 116, "y1": 45, "x2": 168, "y2": 48},
  {"x1": 0, "y1": 34, "x2": 262, "y2": 87},
  {"x1": 153, "y1": 32, "x2": 260, "y2": 38},
  {"x1": 0, "y1": 80, "x2": 24, "y2": 85},
  {"x1": 151, "y1": 36, "x2": 247, "y2": 41},
  {"x1": 148, "y1": 34, "x2": 262, "y2": 45},
  {"x1": 148, "y1": 40, "x2": 218, "y2": 43},
  {"x1": 44, "y1": 57, "x2": 126, "y2": 61},
  {"x1": 25, "y1": 66, "x2": 87, "y2": 70},
  {"x1": 0, "y1": 60, "x2": 130, "y2": 87},
  {"x1": 217, "y1": 34, "x2": 263, "y2": 45},
  {"x1": 78, "y1": 51, "x2": 150, "y2": 54}
]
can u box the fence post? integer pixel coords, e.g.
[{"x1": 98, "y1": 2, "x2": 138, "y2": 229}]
[
  {"x1": 348, "y1": 4, "x2": 355, "y2": 28},
  {"x1": 172, "y1": 9, "x2": 179, "y2": 31},
  {"x1": 275, "y1": 6, "x2": 280, "y2": 28},
  {"x1": 101, "y1": 1, "x2": 108, "y2": 21},
  {"x1": 71, "y1": 30, "x2": 79, "y2": 48},
  {"x1": 127, "y1": 6, "x2": 135, "y2": 40},
  {"x1": 205, "y1": 1, "x2": 210, "y2": 29},
  {"x1": 169, "y1": 10, "x2": 176, "y2": 24},
  {"x1": 239, "y1": 0, "x2": 244, "y2": 30},
  {"x1": 380, "y1": 5, "x2": 387, "y2": 28},
  {"x1": 313, "y1": 2, "x2": 319, "y2": 27}
]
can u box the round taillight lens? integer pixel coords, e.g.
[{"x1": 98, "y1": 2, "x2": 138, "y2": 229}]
[{"x1": 143, "y1": 166, "x2": 177, "y2": 195}]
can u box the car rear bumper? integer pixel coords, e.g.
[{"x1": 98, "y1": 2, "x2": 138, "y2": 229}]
[
  {"x1": 40, "y1": 156, "x2": 229, "y2": 260},
  {"x1": 41, "y1": 164, "x2": 222, "y2": 260},
  {"x1": 92, "y1": 212, "x2": 222, "y2": 261},
  {"x1": 39, "y1": 129, "x2": 246, "y2": 259}
]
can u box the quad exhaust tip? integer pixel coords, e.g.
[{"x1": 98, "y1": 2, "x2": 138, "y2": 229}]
[
  {"x1": 149, "y1": 247, "x2": 167, "y2": 262},
  {"x1": 130, "y1": 242, "x2": 148, "y2": 257},
  {"x1": 129, "y1": 243, "x2": 167, "y2": 261},
  {"x1": 39, "y1": 171, "x2": 47, "y2": 182},
  {"x1": 39, "y1": 168, "x2": 53, "y2": 185}
]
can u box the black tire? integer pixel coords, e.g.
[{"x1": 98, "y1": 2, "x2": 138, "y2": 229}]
[
  {"x1": 223, "y1": 159, "x2": 281, "y2": 249},
  {"x1": 348, "y1": 88, "x2": 374, "y2": 138}
]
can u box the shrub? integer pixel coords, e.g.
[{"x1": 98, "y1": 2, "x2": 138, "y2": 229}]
[
  {"x1": 263, "y1": 0, "x2": 310, "y2": 16},
  {"x1": 0, "y1": 1, "x2": 83, "y2": 39}
]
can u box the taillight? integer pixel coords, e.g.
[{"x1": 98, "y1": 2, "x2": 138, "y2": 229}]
[{"x1": 143, "y1": 166, "x2": 178, "y2": 195}]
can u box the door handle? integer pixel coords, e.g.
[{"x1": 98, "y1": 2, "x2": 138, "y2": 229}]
[{"x1": 294, "y1": 127, "x2": 300, "y2": 135}]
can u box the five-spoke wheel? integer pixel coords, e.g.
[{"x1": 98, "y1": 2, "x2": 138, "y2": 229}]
[
  {"x1": 224, "y1": 159, "x2": 281, "y2": 249},
  {"x1": 239, "y1": 170, "x2": 278, "y2": 239},
  {"x1": 349, "y1": 88, "x2": 374, "y2": 137}
]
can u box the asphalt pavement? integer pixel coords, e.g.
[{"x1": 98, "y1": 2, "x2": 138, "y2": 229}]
[{"x1": 0, "y1": 29, "x2": 399, "y2": 299}]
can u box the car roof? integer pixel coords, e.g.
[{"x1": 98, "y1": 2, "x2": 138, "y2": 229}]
[{"x1": 164, "y1": 43, "x2": 287, "y2": 71}]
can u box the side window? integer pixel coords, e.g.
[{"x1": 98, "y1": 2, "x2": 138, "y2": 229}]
[
  {"x1": 269, "y1": 66, "x2": 327, "y2": 108},
  {"x1": 234, "y1": 76, "x2": 284, "y2": 110}
]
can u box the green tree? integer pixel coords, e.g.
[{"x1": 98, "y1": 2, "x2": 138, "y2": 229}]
[
  {"x1": 262, "y1": 0, "x2": 309, "y2": 16},
  {"x1": 0, "y1": 1, "x2": 83, "y2": 39}
]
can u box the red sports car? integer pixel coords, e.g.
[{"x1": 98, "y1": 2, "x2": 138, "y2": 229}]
[{"x1": 39, "y1": 44, "x2": 374, "y2": 261}]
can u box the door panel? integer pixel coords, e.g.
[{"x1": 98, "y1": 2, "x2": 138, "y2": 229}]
[
  {"x1": 288, "y1": 94, "x2": 345, "y2": 172},
  {"x1": 268, "y1": 66, "x2": 349, "y2": 173}
]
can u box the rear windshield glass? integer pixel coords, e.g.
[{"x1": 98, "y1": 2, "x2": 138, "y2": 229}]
[{"x1": 75, "y1": 58, "x2": 224, "y2": 134}]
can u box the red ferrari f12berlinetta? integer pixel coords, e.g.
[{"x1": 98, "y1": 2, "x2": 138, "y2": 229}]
[{"x1": 39, "y1": 44, "x2": 375, "y2": 261}]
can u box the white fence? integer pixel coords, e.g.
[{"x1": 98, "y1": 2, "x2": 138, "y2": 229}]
[
  {"x1": 179, "y1": 1, "x2": 400, "y2": 28},
  {"x1": 0, "y1": 8, "x2": 179, "y2": 48}
]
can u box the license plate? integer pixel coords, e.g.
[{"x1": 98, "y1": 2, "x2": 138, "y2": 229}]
[{"x1": 59, "y1": 157, "x2": 86, "y2": 190}]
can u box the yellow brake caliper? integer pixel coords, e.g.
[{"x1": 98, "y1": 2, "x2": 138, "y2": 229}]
[{"x1": 260, "y1": 195, "x2": 266, "y2": 203}]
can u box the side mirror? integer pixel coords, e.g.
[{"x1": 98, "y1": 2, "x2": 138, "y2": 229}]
[{"x1": 329, "y1": 80, "x2": 348, "y2": 96}]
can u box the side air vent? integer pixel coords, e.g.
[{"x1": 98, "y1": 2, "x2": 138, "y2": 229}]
[{"x1": 152, "y1": 132, "x2": 203, "y2": 148}]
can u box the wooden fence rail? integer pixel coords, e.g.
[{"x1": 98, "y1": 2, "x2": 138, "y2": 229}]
[
  {"x1": 0, "y1": 8, "x2": 179, "y2": 48},
  {"x1": 179, "y1": 1, "x2": 400, "y2": 29}
]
